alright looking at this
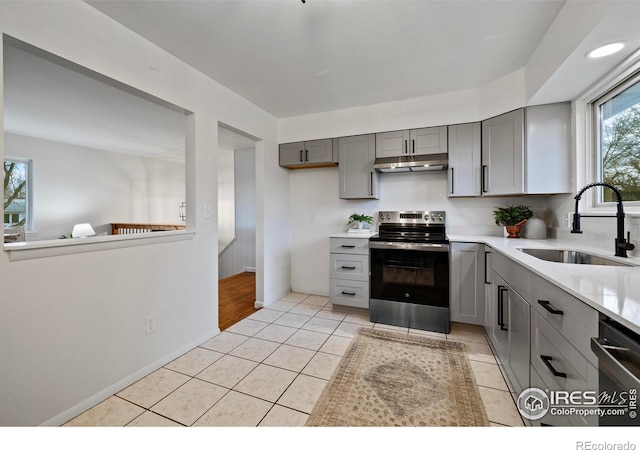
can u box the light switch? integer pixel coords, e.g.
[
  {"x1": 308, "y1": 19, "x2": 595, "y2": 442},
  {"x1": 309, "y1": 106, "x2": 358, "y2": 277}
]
[{"x1": 204, "y1": 203, "x2": 212, "y2": 219}]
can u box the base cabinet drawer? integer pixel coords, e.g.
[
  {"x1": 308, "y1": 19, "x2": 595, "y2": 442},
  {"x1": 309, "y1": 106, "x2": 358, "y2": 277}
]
[
  {"x1": 330, "y1": 280, "x2": 369, "y2": 308},
  {"x1": 531, "y1": 311, "x2": 598, "y2": 426},
  {"x1": 329, "y1": 237, "x2": 369, "y2": 255},
  {"x1": 330, "y1": 254, "x2": 368, "y2": 281},
  {"x1": 492, "y1": 251, "x2": 530, "y2": 299},
  {"x1": 528, "y1": 366, "x2": 572, "y2": 427},
  {"x1": 530, "y1": 274, "x2": 598, "y2": 366}
]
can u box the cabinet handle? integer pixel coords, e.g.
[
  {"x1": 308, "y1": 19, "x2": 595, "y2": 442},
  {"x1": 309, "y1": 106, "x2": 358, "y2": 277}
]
[
  {"x1": 341, "y1": 291, "x2": 356, "y2": 296},
  {"x1": 404, "y1": 140, "x2": 408, "y2": 154},
  {"x1": 370, "y1": 172, "x2": 373, "y2": 196},
  {"x1": 305, "y1": 149, "x2": 309, "y2": 162},
  {"x1": 300, "y1": 150, "x2": 303, "y2": 162},
  {"x1": 498, "y1": 286, "x2": 508, "y2": 331},
  {"x1": 540, "y1": 355, "x2": 567, "y2": 378},
  {"x1": 482, "y1": 165, "x2": 488, "y2": 193},
  {"x1": 484, "y1": 251, "x2": 490, "y2": 284},
  {"x1": 412, "y1": 139, "x2": 415, "y2": 154},
  {"x1": 341, "y1": 245, "x2": 356, "y2": 248},
  {"x1": 540, "y1": 423, "x2": 553, "y2": 427},
  {"x1": 538, "y1": 300, "x2": 564, "y2": 315},
  {"x1": 450, "y1": 167, "x2": 454, "y2": 194},
  {"x1": 341, "y1": 266, "x2": 356, "y2": 270}
]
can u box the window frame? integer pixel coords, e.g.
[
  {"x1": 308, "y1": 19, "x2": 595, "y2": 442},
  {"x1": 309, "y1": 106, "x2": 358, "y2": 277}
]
[
  {"x1": 3, "y1": 157, "x2": 33, "y2": 231},
  {"x1": 591, "y1": 70, "x2": 640, "y2": 207}
]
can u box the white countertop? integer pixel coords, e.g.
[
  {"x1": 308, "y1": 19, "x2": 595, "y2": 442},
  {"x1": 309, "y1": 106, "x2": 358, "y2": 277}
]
[
  {"x1": 329, "y1": 231, "x2": 377, "y2": 238},
  {"x1": 449, "y1": 235, "x2": 640, "y2": 335}
]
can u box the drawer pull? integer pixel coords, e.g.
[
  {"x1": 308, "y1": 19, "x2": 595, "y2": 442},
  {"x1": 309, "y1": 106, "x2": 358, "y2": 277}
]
[
  {"x1": 340, "y1": 245, "x2": 356, "y2": 248},
  {"x1": 498, "y1": 286, "x2": 508, "y2": 331},
  {"x1": 540, "y1": 355, "x2": 567, "y2": 378},
  {"x1": 538, "y1": 300, "x2": 564, "y2": 315},
  {"x1": 341, "y1": 291, "x2": 356, "y2": 296},
  {"x1": 341, "y1": 265, "x2": 356, "y2": 270}
]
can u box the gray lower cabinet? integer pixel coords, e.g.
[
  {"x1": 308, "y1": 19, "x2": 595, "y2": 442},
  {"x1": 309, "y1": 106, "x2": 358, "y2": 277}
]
[
  {"x1": 505, "y1": 285, "x2": 530, "y2": 394},
  {"x1": 329, "y1": 237, "x2": 369, "y2": 308},
  {"x1": 338, "y1": 134, "x2": 379, "y2": 199},
  {"x1": 484, "y1": 246, "x2": 600, "y2": 427},
  {"x1": 450, "y1": 242, "x2": 485, "y2": 325}
]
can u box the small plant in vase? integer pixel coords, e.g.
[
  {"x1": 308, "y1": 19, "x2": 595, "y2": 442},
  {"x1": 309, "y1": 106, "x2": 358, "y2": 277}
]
[
  {"x1": 493, "y1": 204, "x2": 533, "y2": 238},
  {"x1": 347, "y1": 213, "x2": 373, "y2": 231}
]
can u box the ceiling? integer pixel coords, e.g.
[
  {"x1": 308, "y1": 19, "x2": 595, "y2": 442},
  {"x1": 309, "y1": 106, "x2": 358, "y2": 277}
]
[{"x1": 87, "y1": 0, "x2": 568, "y2": 118}]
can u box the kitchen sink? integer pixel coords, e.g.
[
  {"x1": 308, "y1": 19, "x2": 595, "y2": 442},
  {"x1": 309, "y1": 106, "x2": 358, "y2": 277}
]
[{"x1": 518, "y1": 248, "x2": 634, "y2": 267}]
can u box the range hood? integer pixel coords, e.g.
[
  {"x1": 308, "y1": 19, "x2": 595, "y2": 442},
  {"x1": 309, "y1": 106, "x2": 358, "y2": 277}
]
[{"x1": 373, "y1": 153, "x2": 448, "y2": 173}]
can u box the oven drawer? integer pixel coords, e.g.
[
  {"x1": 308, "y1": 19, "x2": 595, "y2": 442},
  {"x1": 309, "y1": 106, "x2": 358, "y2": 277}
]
[
  {"x1": 330, "y1": 279, "x2": 369, "y2": 308},
  {"x1": 330, "y1": 237, "x2": 369, "y2": 255},
  {"x1": 530, "y1": 273, "x2": 598, "y2": 366},
  {"x1": 330, "y1": 254, "x2": 368, "y2": 281},
  {"x1": 531, "y1": 310, "x2": 598, "y2": 426}
]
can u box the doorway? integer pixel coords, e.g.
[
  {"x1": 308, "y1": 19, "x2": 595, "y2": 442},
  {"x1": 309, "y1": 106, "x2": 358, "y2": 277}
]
[{"x1": 217, "y1": 124, "x2": 257, "y2": 330}]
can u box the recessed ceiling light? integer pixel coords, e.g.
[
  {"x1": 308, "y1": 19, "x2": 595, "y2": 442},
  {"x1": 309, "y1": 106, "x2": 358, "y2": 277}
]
[{"x1": 587, "y1": 42, "x2": 625, "y2": 58}]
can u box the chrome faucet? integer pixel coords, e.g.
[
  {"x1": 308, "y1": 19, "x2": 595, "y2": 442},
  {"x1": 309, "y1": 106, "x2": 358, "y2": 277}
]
[{"x1": 571, "y1": 182, "x2": 635, "y2": 257}]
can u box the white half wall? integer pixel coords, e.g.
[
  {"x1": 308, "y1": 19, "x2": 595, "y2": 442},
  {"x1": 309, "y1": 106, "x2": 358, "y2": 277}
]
[{"x1": 0, "y1": 2, "x2": 284, "y2": 426}]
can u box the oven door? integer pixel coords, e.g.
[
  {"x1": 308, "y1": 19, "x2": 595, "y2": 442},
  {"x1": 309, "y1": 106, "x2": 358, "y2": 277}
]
[{"x1": 369, "y1": 242, "x2": 449, "y2": 307}]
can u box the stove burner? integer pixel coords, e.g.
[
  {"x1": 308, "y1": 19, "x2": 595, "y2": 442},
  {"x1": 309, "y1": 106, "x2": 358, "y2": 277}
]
[{"x1": 371, "y1": 210, "x2": 448, "y2": 245}]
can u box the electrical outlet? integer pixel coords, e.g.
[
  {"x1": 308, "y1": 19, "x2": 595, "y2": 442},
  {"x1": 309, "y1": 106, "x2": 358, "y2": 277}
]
[{"x1": 145, "y1": 314, "x2": 157, "y2": 335}]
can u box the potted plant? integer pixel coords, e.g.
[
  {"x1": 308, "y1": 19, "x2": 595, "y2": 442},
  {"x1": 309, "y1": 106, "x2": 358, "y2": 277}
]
[
  {"x1": 493, "y1": 204, "x2": 533, "y2": 238},
  {"x1": 347, "y1": 213, "x2": 373, "y2": 230}
]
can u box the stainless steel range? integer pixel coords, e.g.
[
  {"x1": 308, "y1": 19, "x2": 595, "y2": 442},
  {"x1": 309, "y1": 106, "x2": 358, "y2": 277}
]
[{"x1": 369, "y1": 211, "x2": 450, "y2": 333}]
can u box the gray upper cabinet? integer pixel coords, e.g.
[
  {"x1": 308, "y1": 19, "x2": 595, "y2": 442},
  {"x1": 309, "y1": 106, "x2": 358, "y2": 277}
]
[
  {"x1": 339, "y1": 134, "x2": 379, "y2": 199},
  {"x1": 375, "y1": 126, "x2": 447, "y2": 158},
  {"x1": 279, "y1": 138, "x2": 337, "y2": 168},
  {"x1": 448, "y1": 122, "x2": 481, "y2": 197},
  {"x1": 481, "y1": 109, "x2": 524, "y2": 196},
  {"x1": 481, "y1": 102, "x2": 571, "y2": 196}
]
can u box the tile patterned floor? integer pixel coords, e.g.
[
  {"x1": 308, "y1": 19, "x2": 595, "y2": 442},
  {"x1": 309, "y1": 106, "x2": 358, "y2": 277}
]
[{"x1": 63, "y1": 293, "x2": 524, "y2": 427}]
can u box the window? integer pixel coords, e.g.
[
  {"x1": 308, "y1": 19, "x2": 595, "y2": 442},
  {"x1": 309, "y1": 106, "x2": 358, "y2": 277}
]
[
  {"x1": 3, "y1": 158, "x2": 32, "y2": 230},
  {"x1": 593, "y1": 73, "x2": 640, "y2": 204}
]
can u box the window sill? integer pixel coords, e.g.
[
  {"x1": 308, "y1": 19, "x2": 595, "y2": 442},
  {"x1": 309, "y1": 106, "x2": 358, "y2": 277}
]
[{"x1": 4, "y1": 230, "x2": 195, "y2": 261}]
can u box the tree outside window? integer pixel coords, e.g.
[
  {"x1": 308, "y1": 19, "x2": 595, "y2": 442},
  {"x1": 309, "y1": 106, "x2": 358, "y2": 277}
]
[
  {"x1": 3, "y1": 159, "x2": 30, "y2": 228},
  {"x1": 598, "y1": 78, "x2": 640, "y2": 203}
]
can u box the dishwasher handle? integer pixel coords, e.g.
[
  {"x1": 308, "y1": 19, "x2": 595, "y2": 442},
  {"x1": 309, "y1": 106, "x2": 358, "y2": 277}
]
[{"x1": 591, "y1": 337, "x2": 640, "y2": 391}]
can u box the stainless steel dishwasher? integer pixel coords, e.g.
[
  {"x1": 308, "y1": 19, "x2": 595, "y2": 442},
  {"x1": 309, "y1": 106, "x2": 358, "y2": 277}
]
[{"x1": 591, "y1": 317, "x2": 640, "y2": 426}]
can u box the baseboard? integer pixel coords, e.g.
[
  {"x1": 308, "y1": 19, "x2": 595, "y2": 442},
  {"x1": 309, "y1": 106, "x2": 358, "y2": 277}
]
[
  {"x1": 243, "y1": 267, "x2": 256, "y2": 273},
  {"x1": 40, "y1": 327, "x2": 221, "y2": 426}
]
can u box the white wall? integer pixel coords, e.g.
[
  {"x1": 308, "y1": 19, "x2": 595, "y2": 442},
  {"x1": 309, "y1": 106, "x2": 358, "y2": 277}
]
[
  {"x1": 217, "y1": 149, "x2": 235, "y2": 253},
  {"x1": 290, "y1": 166, "x2": 548, "y2": 296},
  {"x1": 281, "y1": 71, "x2": 550, "y2": 296},
  {"x1": 0, "y1": 2, "x2": 285, "y2": 426},
  {"x1": 219, "y1": 147, "x2": 256, "y2": 279},
  {"x1": 5, "y1": 133, "x2": 185, "y2": 240}
]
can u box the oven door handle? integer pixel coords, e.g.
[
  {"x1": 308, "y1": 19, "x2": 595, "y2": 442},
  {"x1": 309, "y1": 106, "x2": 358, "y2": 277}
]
[
  {"x1": 368, "y1": 242, "x2": 449, "y2": 252},
  {"x1": 591, "y1": 337, "x2": 640, "y2": 391}
]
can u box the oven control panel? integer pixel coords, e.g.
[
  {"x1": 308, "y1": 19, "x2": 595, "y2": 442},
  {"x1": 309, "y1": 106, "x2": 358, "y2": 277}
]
[{"x1": 378, "y1": 211, "x2": 445, "y2": 224}]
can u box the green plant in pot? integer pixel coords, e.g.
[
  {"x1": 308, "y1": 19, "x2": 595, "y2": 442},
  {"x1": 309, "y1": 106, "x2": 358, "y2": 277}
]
[
  {"x1": 347, "y1": 213, "x2": 373, "y2": 230},
  {"x1": 493, "y1": 204, "x2": 533, "y2": 238}
]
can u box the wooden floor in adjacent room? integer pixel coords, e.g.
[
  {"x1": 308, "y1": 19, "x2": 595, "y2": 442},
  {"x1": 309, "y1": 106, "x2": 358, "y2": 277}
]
[{"x1": 218, "y1": 271, "x2": 258, "y2": 331}]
